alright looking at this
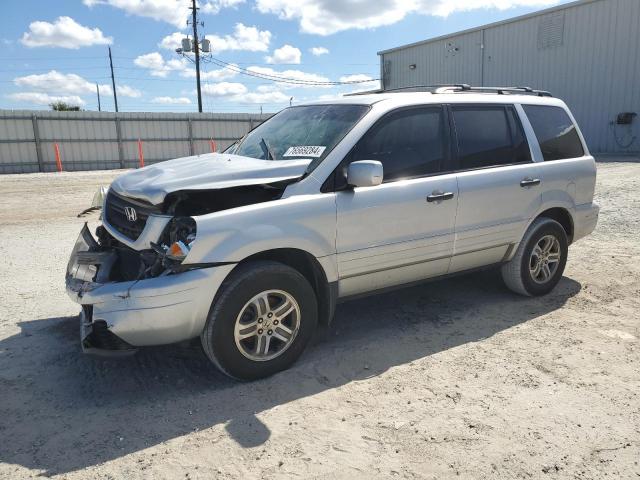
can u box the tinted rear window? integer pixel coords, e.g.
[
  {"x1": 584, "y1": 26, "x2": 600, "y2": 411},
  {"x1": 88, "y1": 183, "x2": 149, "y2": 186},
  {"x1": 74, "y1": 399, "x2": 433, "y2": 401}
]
[
  {"x1": 523, "y1": 105, "x2": 584, "y2": 160},
  {"x1": 452, "y1": 106, "x2": 531, "y2": 169}
]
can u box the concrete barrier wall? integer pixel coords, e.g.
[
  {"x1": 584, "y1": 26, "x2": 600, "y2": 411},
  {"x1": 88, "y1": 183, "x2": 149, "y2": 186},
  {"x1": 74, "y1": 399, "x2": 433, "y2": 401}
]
[{"x1": 0, "y1": 110, "x2": 273, "y2": 174}]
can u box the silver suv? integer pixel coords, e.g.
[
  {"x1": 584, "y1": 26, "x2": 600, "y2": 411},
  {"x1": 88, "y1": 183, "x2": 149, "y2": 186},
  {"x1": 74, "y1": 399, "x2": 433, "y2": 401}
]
[{"x1": 66, "y1": 85, "x2": 599, "y2": 380}]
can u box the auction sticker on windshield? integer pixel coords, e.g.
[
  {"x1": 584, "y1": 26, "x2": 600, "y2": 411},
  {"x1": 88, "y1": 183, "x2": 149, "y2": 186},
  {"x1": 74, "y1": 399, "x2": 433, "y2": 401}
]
[{"x1": 283, "y1": 146, "x2": 327, "y2": 158}]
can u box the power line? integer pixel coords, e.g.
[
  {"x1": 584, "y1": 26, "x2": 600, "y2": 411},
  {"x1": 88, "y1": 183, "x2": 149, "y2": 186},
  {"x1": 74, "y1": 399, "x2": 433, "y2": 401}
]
[{"x1": 206, "y1": 57, "x2": 379, "y2": 86}]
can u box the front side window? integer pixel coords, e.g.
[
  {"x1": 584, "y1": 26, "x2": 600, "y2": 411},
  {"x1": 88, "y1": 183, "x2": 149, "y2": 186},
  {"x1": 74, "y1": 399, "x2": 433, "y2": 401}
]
[
  {"x1": 452, "y1": 106, "x2": 531, "y2": 170},
  {"x1": 350, "y1": 107, "x2": 446, "y2": 182},
  {"x1": 231, "y1": 104, "x2": 369, "y2": 172},
  {"x1": 523, "y1": 105, "x2": 584, "y2": 160}
]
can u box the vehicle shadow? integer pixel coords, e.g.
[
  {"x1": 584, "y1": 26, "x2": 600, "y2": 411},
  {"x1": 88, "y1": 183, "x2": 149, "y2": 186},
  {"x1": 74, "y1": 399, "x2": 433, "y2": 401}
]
[{"x1": 0, "y1": 270, "x2": 581, "y2": 476}]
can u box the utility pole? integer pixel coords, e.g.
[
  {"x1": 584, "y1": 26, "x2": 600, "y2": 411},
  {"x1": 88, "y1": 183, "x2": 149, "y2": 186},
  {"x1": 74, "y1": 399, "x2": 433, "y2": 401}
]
[
  {"x1": 108, "y1": 47, "x2": 119, "y2": 112},
  {"x1": 96, "y1": 83, "x2": 101, "y2": 112},
  {"x1": 190, "y1": 0, "x2": 203, "y2": 113}
]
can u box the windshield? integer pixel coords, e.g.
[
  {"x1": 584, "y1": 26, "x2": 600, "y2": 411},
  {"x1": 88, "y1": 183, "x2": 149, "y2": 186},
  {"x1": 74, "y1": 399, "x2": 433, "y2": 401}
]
[{"x1": 230, "y1": 104, "x2": 369, "y2": 171}]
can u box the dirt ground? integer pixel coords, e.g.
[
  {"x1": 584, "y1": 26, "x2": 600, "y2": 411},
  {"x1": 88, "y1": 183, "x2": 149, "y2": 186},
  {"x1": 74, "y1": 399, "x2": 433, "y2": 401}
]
[{"x1": 0, "y1": 160, "x2": 638, "y2": 479}]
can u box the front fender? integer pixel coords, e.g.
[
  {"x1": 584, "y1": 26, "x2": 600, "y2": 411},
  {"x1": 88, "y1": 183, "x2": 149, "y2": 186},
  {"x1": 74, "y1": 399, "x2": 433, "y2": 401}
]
[{"x1": 184, "y1": 193, "x2": 337, "y2": 267}]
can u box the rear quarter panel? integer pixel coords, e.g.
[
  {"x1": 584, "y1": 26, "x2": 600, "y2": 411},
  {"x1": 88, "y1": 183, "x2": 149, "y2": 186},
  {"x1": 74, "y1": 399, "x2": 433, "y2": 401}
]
[{"x1": 539, "y1": 156, "x2": 597, "y2": 209}]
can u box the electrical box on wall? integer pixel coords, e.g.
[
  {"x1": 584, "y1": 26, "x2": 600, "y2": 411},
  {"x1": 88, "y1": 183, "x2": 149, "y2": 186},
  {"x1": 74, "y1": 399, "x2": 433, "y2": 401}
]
[{"x1": 616, "y1": 112, "x2": 637, "y2": 125}]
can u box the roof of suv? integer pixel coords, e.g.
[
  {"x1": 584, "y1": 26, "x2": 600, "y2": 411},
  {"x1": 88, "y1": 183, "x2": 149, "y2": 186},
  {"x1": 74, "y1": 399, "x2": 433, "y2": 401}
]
[{"x1": 304, "y1": 91, "x2": 567, "y2": 108}]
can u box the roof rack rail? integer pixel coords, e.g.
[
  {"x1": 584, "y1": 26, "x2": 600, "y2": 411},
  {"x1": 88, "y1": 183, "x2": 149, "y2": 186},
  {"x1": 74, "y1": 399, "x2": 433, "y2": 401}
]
[
  {"x1": 381, "y1": 84, "x2": 471, "y2": 93},
  {"x1": 434, "y1": 85, "x2": 552, "y2": 97},
  {"x1": 374, "y1": 84, "x2": 552, "y2": 97}
]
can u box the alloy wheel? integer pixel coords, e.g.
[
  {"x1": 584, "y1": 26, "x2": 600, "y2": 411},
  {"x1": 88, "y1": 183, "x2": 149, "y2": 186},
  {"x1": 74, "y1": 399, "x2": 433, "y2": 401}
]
[{"x1": 233, "y1": 289, "x2": 301, "y2": 361}]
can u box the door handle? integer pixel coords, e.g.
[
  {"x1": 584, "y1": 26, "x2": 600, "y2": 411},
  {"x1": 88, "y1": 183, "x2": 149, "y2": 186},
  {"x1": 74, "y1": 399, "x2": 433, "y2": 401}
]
[
  {"x1": 520, "y1": 178, "x2": 541, "y2": 187},
  {"x1": 426, "y1": 191, "x2": 454, "y2": 202}
]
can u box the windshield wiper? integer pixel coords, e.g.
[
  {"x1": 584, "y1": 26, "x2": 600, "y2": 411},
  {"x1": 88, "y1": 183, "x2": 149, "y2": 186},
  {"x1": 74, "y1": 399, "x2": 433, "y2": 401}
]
[{"x1": 260, "y1": 137, "x2": 276, "y2": 161}]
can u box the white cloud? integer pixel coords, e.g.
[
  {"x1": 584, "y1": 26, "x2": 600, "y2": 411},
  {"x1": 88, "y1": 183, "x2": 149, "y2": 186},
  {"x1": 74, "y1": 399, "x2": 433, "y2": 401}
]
[
  {"x1": 117, "y1": 85, "x2": 142, "y2": 98},
  {"x1": 215, "y1": 83, "x2": 290, "y2": 104},
  {"x1": 158, "y1": 31, "x2": 185, "y2": 50},
  {"x1": 8, "y1": 92, "x2": 86, "y2": 106},
  {"x1": 255, "y1": 84, "x2": 281, "y2": 93},
  {"x1": 201, "y1": 66, "x2": 238, "y2": 80},
  {"x1": 133, "y1": 52, "x2": 190, "y2": 77},
  {"x1": 135, "y1": 51, "x2": 238, "y2": 80},
  {"x1": 163, "y1": 24, "x2": 271, "y2": 54},
  {"x1": 205, "y1": 23, "x2": 271, "y2": 53},
  {"x1": 134, "y1": 52, "x2": 166, "y2": 71},
  {"x1": 256, "y1": 0, "x2": 559, "y2": 35},
  {"x1": 12, "y1": 70, "x2": 141, "y2": 104},
  {"x1": 83, "y1": 0, "x2": 189, "y2": 28},
  {"x1": 202, "y1": 82, "x2": 248, "y2": 96},
  {"x1": 424, "y1": 0, "x2": 558, "y2": 16},
  {"x1": 84, "y1": 0, "x2": 244, "y2": 26},
  {"x1": 233, "y1": 90, "x2": 290, "y2": 104},
  {"x1": 21, "y1": 16, "x2": 112, "y2": 49},
  {"x1": 201, "y1": 0, "x2": 245, "y2": 14},
  {"x1": 246, "y1": 66, "x2": 332, "y2": 88},
  {"x1": 310, "y1": 46, "x2": 329, "y2": 56},
  {"x1": 151, "y1": 96, "x2": 192, "y2": 104},
  {"x1": 186, "y1": 65, "x2": 238, "y2": 80},
  {"x1": 266, "y1": 44, "x2": 302, "y2": 64},
  {"x1": 14, "y1": 70, "x2": 110, "y2": 95}
]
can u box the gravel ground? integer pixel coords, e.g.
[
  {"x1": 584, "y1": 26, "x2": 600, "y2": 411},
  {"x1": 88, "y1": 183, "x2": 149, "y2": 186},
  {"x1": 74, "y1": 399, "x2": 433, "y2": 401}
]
[{"x1": 0, "y1": 161, "x2": 638, "y2": 479}]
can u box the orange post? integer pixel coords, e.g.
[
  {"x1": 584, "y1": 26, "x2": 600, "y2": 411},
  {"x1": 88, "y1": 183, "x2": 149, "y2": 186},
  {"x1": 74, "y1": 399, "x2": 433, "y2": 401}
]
[
  {"x1": 54, "y1": 143, "x2": 63, "y2": 172},
  {"x1": 137, "y1": 139, "x2": 145, "y2": 168},
  {"x1": 209, "y1": 139, "x2": 217, "y2": 153}
]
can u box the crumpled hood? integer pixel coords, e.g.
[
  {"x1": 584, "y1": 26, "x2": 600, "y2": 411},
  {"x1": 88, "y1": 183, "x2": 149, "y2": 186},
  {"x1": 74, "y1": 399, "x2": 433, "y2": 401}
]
[{"x1": 110, "y1": 153, "x2": 312, "y2": 205}]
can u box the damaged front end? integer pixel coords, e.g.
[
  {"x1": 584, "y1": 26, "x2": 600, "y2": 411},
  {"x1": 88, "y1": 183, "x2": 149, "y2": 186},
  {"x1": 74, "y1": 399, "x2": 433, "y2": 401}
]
[
  {"x1": 66, "y1": 163, "x2": 301, "y2": 355},
  {"x1": 66, "y1": 217, "x2": 236, "y2": 355}
]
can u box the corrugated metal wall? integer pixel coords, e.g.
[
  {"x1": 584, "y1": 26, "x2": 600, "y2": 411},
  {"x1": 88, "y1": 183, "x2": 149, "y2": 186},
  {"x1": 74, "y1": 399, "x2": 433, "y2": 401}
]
[
  {"x1": 379, "y1": 0, "x2": 640, "y2": 154},
  {"x1": 0, "y1": 111, "x2": 272, "y2": 174}
]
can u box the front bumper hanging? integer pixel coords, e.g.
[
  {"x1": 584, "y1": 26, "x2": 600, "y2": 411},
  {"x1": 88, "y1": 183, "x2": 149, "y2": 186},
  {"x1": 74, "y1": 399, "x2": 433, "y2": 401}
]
[{"x1": 66, "y1": 224, "x2": 235, "y2": 353}]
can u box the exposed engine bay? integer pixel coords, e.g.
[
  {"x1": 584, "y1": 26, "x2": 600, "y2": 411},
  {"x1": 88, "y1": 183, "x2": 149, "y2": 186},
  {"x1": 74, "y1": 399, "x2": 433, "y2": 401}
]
[
  {"x1": 68, "y1": 153, "x2": 312, "y2": 290},
  {"x1": 70, "y1": 179, "x2": 294, "y2": 290}
]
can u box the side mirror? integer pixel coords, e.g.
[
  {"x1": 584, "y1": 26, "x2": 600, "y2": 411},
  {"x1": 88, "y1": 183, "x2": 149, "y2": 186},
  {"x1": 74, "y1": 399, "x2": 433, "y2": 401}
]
[{"x1": 347, "y1": 160, "x2": 383, "y2": 188}]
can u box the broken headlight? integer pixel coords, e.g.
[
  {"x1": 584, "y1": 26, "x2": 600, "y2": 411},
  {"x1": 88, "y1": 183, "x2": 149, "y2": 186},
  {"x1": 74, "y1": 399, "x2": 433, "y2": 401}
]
[{"x1": 161, "y1": 217, "x2": 197, "y2": 263}]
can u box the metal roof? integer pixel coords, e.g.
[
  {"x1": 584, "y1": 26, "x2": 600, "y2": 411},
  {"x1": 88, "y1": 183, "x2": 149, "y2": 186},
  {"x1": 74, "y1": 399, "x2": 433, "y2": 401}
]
[{"x1": 377, "y1": 0, "x2": 604, "y2": 55}]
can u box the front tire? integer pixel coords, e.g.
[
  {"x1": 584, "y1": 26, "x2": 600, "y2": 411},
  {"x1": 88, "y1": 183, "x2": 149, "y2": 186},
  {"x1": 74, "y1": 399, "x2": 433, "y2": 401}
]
[
  {"x1": 201, "y1": 261, "x2": 318, "y2": 380},
  {"x1": 501, "y1": 217, "x2": 568, "y2": 296}
]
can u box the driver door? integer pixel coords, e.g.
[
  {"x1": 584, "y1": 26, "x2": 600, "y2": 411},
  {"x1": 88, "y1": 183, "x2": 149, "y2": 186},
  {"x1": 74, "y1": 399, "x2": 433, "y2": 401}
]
[{"x1": 334, "y1": 106, "x2": 458, "y2": 297}]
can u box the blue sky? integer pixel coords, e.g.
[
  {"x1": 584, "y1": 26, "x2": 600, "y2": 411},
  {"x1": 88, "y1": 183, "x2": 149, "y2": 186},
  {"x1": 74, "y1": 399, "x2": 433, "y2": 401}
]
[{"x1": 0, "y1": 0, "x2": 572, "y2": 113}]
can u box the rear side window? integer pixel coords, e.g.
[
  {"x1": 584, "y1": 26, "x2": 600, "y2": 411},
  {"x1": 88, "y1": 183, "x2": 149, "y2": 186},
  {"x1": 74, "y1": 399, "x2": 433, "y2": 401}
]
[
  {"x1": 351, "y1": 106, "x2": 445, "y2": 182},
  {"x1": 523, "y1": 105, "x2": 584, "y2": 160},
  {"x1": 452, "y1": 106, "x2": 531, "y2": 170}
]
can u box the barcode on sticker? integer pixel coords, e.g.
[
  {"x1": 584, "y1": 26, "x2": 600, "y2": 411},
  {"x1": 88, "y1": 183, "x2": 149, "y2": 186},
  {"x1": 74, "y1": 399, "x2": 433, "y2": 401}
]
[{"x1": 283, "y1": 146, "x2": 326, "y2": 158}]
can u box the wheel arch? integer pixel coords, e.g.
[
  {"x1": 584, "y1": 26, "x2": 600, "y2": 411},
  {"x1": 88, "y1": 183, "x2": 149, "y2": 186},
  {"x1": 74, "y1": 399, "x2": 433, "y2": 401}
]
[
  {"x1": 535, "y1": 207, "x2": 574, "y2": 244},
  {"x1": 232, "y1": 248, "x2": 337, "y2": 326}
]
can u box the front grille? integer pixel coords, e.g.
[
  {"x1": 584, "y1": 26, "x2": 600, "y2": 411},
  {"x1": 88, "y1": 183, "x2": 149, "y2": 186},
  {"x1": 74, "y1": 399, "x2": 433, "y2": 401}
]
[{"x1": 104, "y1": 190, "x2": 159, "y2": 241}]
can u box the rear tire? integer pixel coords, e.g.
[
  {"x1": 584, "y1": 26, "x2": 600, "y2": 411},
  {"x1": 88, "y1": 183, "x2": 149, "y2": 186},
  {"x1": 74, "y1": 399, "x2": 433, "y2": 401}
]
[
  {"x1": 201, "y1": 261, "x2": 317, "y2": 380},
  {"x1": 501, "y1": 217, "x2": 568, "y2": 296}
]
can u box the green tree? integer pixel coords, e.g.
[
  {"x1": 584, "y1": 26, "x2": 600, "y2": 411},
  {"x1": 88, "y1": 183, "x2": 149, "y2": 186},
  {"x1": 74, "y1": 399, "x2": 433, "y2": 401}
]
[{"x1": 49, "y1": 101, "x2": 81, "y2": 111}]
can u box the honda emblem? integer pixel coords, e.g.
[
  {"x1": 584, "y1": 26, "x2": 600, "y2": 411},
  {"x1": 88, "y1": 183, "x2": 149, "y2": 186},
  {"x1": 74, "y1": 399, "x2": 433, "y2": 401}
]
[{"x1": 124, "y1": 206, "x2": 137, "y2": 222}]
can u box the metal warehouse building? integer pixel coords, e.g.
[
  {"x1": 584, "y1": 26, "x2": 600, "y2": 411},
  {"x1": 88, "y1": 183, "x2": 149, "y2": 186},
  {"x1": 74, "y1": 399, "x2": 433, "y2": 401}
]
[{"x1": 377, "y1": 0, "x2": 639, "y2": 154}]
